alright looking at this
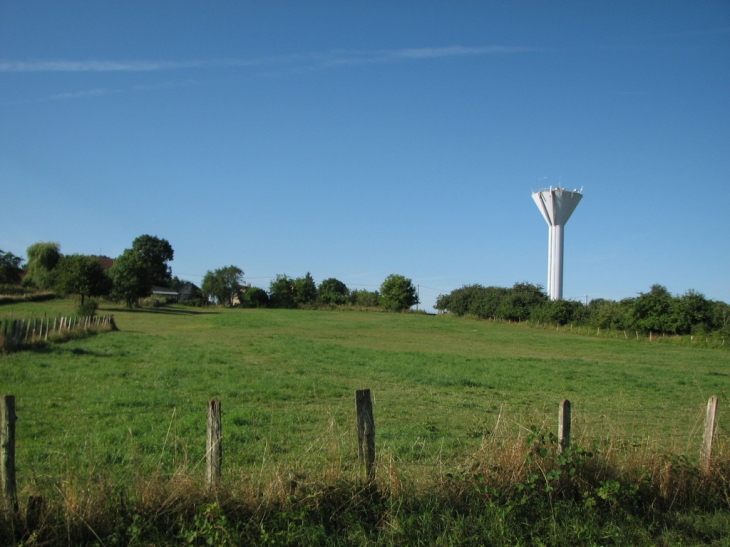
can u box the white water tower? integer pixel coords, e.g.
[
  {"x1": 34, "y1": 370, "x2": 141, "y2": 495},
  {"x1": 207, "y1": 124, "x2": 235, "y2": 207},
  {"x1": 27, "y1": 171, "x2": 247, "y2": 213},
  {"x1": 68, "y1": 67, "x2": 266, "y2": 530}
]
[{"x1": 532, "y1": 187, "x2": 583, "y2": 300}]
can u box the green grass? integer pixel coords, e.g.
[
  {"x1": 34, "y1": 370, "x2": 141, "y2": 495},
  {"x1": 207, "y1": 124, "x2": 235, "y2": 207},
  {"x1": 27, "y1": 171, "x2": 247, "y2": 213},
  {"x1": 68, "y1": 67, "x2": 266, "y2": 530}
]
[
  {"x1": 2, "y1": 300, "x2": 729, "y2": 477},
  {"x1": 2, "y1": 300, "x2": 730, "y2": 545}
]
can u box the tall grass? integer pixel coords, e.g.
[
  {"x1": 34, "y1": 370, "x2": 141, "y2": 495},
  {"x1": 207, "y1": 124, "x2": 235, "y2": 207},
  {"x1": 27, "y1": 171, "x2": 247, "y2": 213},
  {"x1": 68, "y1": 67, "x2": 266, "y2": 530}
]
[{"x1": 2, "y1": 418, "x2": 728, "y2": 545}]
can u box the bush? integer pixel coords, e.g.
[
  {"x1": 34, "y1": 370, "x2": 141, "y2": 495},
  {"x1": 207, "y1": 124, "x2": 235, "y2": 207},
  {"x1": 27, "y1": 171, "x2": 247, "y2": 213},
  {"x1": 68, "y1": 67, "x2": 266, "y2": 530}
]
[
  {"x1": 77, "y1": 299, "x2": 99, "y2": 317},
  {"x1": 349, "y1": 289, "x2": 380, "y2": 307}
]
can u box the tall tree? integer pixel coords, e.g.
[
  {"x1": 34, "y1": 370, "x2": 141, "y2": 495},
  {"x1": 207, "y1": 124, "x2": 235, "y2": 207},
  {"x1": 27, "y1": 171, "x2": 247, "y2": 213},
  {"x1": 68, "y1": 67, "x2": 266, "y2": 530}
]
[
  {"x1": 23, "y1": 242, "x2": 61, "y2": 289},
  {"x1": 293, "y1": 272, "x2": 317, "y2": 305},
  {"x1": 201, "y1": 266, "x2": 244, "y2": 307},
  {"x1": 55, "y1": 254, "x2": 111, "y2": 304},
  {"x1": 0, "y1": 250, "x2": 24, "y2": 285},
  {"x1": 380, "y1": 274, "x2": 419, "y2": 311},
  {"x1": 109, "y1": 249, "x2": 152, "y2": 307},
  {"x1": 318, "y1": 278, "x2": 350, "y2": 305},
  {"x1": 269, "y1": 274, "x2": 296, "y2": 308},
  {"x1": 132, "y1": 235, "x2": 174, "y2": 287}
]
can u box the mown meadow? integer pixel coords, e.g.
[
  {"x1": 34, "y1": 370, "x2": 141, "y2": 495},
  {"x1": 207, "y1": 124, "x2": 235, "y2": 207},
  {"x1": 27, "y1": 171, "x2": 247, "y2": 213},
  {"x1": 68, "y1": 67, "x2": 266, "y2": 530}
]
[{"x1": 2, "y1": 299, "x2": 730, "y2": 545}]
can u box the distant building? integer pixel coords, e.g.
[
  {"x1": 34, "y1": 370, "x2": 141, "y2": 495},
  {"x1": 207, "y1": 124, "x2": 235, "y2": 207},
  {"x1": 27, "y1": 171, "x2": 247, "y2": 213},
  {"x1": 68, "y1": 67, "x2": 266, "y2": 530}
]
[
  {"x1": 178, "y1": 282, "x2": 202, "y2": 303},
  {"x1": 152, "y1": 286, "x2": 180, "y2": 301},
  {"x1": 93, "y1": 256, "x2": 115, "y2": 271}
]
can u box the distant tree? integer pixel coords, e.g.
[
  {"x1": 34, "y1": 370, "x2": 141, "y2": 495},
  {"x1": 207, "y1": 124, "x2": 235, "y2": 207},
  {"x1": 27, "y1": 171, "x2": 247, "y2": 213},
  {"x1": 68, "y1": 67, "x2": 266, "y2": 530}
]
[
  {"x1": 497, "y1": 282, "x2": 547, "y2": 322},
  {"x1": 269, "y1": 274, "x2": 296, "y2": 308},
  {"x1": 535, "y1": 299, "x2": 585, "y2": 326},
  {"x1": 434, "y1": 284, "x2": 509, "y2": 318},
  {"x1": 318, "y1": 278, "x2": 350, "y2": 305},
  {"x1": 132, "y1": 235, "x2": 174, "y2": 287},
  {"x1": 472, "y1": 287, "x2": 511, "y2": 319},
  {"x1": 293, "y1": 272, "x2": 317, "y2": 305},
  {"x1": 672, "y1": 289, "x2": 713, "y2": 335},
  {"x1": 110, "y1": 249, "x2": 152, "y2": 307},
  {"x1": 201, "y1": 266, "x2": 244, "y2": 307},
  {"x1": 380, "y1": 274, "x2": 419, "y2": 311},
  {"x1": 23, "y1": 242, "x2": 61, "y2": 289},
  {"x1": 587, "y1": 298, "x2": 632, "y2": 330},
  {"x1": 242, "y1": 286, "x2": 269, "y2": 308},
  {"x1": 55, "y1": 254, "x2": 111, "y2": 304},
  {"x1": 629, "y1": 284, "x2": 674, "y2": 333},
  {"x1": 0, "y1": 250, "x2": 24, "y2": 285},
  {"x1": 713, "y1": 301, "x2": 730, "y2": 337},
  {"x1": 349, "y1": 289, "x2": 380, "y2": 307}
]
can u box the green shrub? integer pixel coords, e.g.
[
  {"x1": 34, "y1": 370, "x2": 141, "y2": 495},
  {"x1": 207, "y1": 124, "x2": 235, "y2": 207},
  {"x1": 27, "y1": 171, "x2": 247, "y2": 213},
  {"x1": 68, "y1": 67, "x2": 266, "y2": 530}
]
[{"x1": 77, "y1": 299, "x2": 99, "y2": 317}]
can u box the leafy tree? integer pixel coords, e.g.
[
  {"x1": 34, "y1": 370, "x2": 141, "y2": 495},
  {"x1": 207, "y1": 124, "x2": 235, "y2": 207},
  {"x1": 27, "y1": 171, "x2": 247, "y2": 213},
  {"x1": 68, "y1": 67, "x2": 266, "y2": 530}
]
[
  {"x1": 23, "y1": 242, "x2": 61, "y2": 289},
  {"x1": 587, "y1": 298, "x2": 632, "y2": 330},
  {"x1": 132, "y1": 235, "x2": 174, "y2": 287},
  {"x1": 435, "y1": 284, "x2": 509, "y2": 318},
  {"x1": 0, "y1": 250, "x2": 24, "y2": 285},
  {"x1": 55, "y1": 254, "x2": 111, "y2": 304},
  {"x1": 269, "y1": 274, "x2": 296, "y2": 308},
  {"x1": 242, "y1": 286, "x2": 269, "y2": 308},
  {"x1": 472, "y1": 287, "x2": 510, "y2": 319},
  {"x1": 535, "y1": 299, "x2": 585, "y2": 326},
  {"x1": 497, "y1": 282, "x2": 547, "y2": 322},
  {"x1": 318, "y1": 278, "x2": 350, "y2": 305},
  {"x1": 109, "y1": 249, "x2": 152, "y2": 307},
  {"x1": 630, "y1": 284, "x2": 674, "y2": 333},
  {"x1": 350, "y1": 289, "x2": 380, "y2": 307},
  {"x1": 713, "y1": 301, "x2": 730, "y2": 337},
  {"x1": 293, "y1": 272, "x2": 317, "y2": 305},
  {"x1": 380, "y1": 274, "x2": 419, "y2": 311},
  {"x1": 673, "y1": 290, "x2": 713, "y2": 335},
  {"x1": 201, "y1": 266, "x2": 244, "y2": 307}
]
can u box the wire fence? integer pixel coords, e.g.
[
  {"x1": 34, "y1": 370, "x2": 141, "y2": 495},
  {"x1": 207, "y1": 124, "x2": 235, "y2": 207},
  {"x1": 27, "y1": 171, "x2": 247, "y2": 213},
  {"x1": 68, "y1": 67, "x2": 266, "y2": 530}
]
[{"x1": 3, "y1": 391, "x2": 725, "y2": 499}]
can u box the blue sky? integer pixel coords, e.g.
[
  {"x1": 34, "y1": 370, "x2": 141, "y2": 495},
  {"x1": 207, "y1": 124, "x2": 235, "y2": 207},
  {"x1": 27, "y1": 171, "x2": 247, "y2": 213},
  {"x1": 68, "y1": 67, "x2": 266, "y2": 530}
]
[{"x1": 1, "y1": 1, "x2": 728, "y2": 310}]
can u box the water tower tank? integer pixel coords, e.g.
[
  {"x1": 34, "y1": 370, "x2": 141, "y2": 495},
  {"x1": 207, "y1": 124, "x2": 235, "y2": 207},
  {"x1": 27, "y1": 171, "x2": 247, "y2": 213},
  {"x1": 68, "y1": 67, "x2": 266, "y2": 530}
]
[{"x1": 532, "y1": 187, "x2": 583, "y2": 300}]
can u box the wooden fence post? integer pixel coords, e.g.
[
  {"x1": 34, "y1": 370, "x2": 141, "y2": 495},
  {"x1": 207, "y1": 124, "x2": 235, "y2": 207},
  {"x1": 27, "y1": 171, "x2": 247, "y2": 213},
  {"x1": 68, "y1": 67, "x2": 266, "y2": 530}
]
[
  {"x1": 206, "y1": 399, "x2": 222, "y2": 490},
  {"x1": 1, "y1": 395, "x2": 18, "y2": 513},
  {"x1": 700, "y1": 395, "x2": 718, "y2": 472},
  {"x1": 558, "y1": 399, "x2": 571, "y2": 454},
  {"x1": 356, "y1": 389, "x2": 376, "y2": 483}
]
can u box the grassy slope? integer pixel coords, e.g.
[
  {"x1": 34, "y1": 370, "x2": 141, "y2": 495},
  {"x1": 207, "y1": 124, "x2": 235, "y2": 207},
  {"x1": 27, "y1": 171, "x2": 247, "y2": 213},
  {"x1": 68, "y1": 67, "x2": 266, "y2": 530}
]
[
  {"x1": 2, "y1": 300, "x2": 730, "y2": 545},
  {"x1": 1, "y1": 300, "x2": 728, "y2": 478}
]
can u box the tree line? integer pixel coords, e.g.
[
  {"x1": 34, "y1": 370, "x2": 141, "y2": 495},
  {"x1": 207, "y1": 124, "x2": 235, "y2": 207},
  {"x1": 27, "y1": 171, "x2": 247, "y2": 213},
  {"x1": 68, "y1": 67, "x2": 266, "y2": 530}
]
[
  {"x1": 435, "y1": 283, "x2": 730, "y2": 337},
  {"x1": 1, "y1": 237, "x2": 421, "y2": 313},
  {"x1": 0, "y1": 236, "x2": 175, "y2": 313},
  {"x1": 202, "y1": 267, "x2": 419, "y2": 312}
]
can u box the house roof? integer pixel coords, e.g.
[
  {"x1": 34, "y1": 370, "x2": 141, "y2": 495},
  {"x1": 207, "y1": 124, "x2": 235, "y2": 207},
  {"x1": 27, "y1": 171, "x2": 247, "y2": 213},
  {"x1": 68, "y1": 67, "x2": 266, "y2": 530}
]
[
  {"x1": 151, "y1": 286, "x2": 179, "y2": 297},
  {"x1": 93, "y1": 256, "x2": 115, "y2": 270}
]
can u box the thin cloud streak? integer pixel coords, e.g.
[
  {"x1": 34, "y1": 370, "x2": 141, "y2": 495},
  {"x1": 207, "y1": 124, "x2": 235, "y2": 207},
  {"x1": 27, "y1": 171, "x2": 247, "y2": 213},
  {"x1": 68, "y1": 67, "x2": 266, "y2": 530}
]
[{"x1": 0, "y1": 45, "x2": 537, "y2": 73}]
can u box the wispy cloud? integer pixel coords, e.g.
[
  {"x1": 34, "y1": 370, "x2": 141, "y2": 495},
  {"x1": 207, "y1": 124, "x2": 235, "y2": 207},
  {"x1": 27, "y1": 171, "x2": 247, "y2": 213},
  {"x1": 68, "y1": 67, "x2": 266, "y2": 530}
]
[
  {"x1": 48, "y1": 88, "x2": 117, "y2": 100},
  {"x1": 0, "y1": 45, "x2": 536, "y2": 74}
]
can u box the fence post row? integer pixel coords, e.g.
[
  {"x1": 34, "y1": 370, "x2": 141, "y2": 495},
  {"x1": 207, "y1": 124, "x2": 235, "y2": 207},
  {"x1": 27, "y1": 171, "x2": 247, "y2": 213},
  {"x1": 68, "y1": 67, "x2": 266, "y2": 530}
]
[
  {"x1": 206, "y1": 399, "x2": 222, "y2": 490},
  {"x1": 1, "y1": 395, "x2": 18, "y2": 514},
  {"x1": 0, "y1": 393, "x2": 722, "y2": 500},
  {"x1": 701, "y1": 395, "x2": 718, "y2": 472}
]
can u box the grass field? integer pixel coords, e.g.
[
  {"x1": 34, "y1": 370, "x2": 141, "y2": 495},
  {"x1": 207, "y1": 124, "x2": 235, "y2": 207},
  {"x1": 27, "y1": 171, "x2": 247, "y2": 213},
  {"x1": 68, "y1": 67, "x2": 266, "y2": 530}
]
[{"x1": 2, "y1": 300, "x2": 730, "y2": 545}]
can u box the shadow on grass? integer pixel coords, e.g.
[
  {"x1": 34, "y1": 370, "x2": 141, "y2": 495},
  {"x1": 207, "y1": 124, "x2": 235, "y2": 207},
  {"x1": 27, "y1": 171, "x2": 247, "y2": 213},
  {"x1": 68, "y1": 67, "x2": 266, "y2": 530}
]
[
  {"x1": 24, "y1": 336, "x2": 118, "y2": 358},
  {"x1": 104, "y1": 306, "x2": 220, "y2": 316}
]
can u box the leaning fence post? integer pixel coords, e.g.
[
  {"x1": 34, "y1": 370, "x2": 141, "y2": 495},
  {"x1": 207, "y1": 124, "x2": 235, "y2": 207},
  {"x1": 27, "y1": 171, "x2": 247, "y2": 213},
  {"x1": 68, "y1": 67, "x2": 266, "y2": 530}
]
[
  {"x1": 700, "y1": 395, "x2": 718, "y2": 472},
  {"x1": 558, "y1": 399, "x2": 571, "y2": 454},
  {"x1": 1, "y1": 395, "x2": 18, "y2": 513},
  {"x1": 206, "y1": 399, "x2": 222, "y2": 490},
  {"x1": 356, "y1": 389, "x2": 376, "y2": 483}
]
